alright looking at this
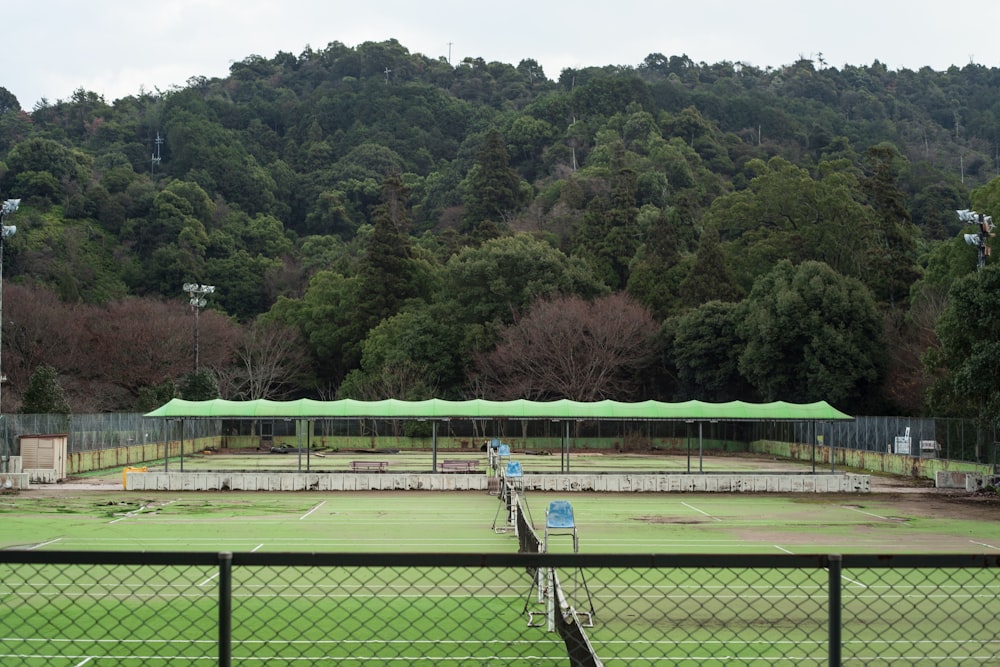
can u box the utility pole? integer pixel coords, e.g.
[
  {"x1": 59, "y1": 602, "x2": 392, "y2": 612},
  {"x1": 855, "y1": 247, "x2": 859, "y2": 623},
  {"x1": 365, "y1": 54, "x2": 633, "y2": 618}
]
[{"x1": 151, "y1": 131, "x2": 163, "y2": 179}]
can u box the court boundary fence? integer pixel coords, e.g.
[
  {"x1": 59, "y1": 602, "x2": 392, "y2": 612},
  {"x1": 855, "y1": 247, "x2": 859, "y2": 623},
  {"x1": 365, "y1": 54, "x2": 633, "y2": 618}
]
[{"x1": 2, "y1": 551, "x2": 998, "y2": 666}]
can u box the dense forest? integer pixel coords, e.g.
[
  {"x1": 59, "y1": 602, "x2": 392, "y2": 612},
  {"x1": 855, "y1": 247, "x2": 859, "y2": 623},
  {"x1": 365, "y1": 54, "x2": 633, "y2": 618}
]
[{"x1": 1, "y1": 39, "x2": 999, "y2": 423}]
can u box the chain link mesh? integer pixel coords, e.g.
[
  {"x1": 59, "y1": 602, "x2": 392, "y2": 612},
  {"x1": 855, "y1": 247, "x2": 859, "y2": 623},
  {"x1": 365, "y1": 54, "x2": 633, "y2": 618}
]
[{"x1": 2, "y1": 553, "x2": 998, "y2": 666}]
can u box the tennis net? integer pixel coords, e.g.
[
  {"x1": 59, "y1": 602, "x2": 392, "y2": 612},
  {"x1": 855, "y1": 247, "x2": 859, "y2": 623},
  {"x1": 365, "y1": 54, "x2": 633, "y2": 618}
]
[
  {"x1": 513, "y1": 495, "x2": 603, "y2": 667},
  {"x1": 515, "y1": 494, "x2": 541, "y2": 555}
]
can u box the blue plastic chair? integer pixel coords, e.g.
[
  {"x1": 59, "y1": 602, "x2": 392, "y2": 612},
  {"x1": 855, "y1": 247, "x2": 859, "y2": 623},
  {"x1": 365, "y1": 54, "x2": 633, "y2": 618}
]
[
  {"x1": 544, "y1": 500, "x2": 578, "y2": 552},
  {"x1": 498, "y1": 444, "x2": 511, "y2": 457},
  {"x1": 505, "y1": 461, "x2": 522, "y2": 478}
]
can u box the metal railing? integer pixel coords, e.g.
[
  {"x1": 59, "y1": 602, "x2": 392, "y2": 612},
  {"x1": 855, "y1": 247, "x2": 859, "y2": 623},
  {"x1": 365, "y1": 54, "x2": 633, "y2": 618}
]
[{"x1": 1, "y1": 551, "x2": 997, "y2": 666}]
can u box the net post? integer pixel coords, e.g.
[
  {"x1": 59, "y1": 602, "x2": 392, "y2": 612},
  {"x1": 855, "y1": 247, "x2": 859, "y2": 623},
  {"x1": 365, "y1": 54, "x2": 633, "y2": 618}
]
[
  {"x1": 218, "y1": 551, "x2": 233, "y2": 667},
  {"x1": 828, "y1": 554, "x2": 842, "y2": 667}
]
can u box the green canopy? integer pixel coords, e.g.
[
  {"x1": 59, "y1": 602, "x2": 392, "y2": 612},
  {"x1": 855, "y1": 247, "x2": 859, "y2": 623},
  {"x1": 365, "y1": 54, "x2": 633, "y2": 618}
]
[{"x1": 145, "y1": 398, "x2": 853, "y2": 422}]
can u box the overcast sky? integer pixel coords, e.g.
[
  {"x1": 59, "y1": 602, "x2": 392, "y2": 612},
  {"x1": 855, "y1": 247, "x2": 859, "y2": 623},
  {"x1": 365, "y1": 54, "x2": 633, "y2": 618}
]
[{"x1": 5, "y1": 0, "x2": 1000, "y2": 110}]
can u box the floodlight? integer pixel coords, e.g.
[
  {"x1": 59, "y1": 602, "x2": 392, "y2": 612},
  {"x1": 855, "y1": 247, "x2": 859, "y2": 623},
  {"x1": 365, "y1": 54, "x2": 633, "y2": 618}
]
[
  {"x1": 957, "y1": 209, "x2": 978, "y2": 223},
  {"x1": 0, "y1": 199, "x2": 19, "y2": 217},
  {"x1": 964, "y1": 234, "x2": 982, "y2": 246},
  {"x1": 1, "y1": 225, "x2": 15, "y2": 239}
]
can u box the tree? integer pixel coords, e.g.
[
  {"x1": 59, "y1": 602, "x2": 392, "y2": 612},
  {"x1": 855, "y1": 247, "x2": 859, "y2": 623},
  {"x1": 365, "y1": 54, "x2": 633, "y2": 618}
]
[
  {"x1": 925, "y1": 265, "x2": 1000, "y2": 422},
  {"x1": 706, "y1": 157, "x2": 876, "y2": 292},
  {"x1": 20, "y1": 365, "x2": 71, "y2": 414},
  {"x1": 473, "y1": 292, "x2": 658, "y2": 401},
  {"x1": 666, "y1": 300, "x2": 754, "y2": 401},
  {"x1": 216, "y1": 318, "x2": 311, "y2": 400},
  {"x1": 678, "y1": 226, "x2": 744, "y2": 308},
  {"x1": 859, "y1": 144, "x2": 922, "y2": 307},
  {"x1": 179, "y1": 369, "x2": 219, "y2": 401},
  {"x1": 356, "y1": 172, "x2": 426, "y2": 330},
  {"x1": 461, "y1": 129, "x2": 527, "y2": 236},
  {"x1": 440, "y1": 233, "x2": 607, "y2": 329},
  {"x1": 738, "y1": 260, "x2": 886, "y2": 411}
]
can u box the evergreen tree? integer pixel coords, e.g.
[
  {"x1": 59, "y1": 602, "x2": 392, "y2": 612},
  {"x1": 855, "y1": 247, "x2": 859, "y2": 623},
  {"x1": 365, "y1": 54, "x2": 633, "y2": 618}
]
[
  {"x1": 179, "y1": 369, "x2": 219, "y2": 401},
  {"x1": 860, "y1": 144, "x2": 922, "y2": 307},
  {"x1": 356, "y1": 171, "x2": 422, "y2": 331},
  {"x1": 678, "y1": 226, "x2": 744, "y2": 308},
  {"x1": 461, "y1": 130, "x2": 526, "y2": 237},
  {"x1": 20, "y1": 365, "x2": 71, "y2": 414}
]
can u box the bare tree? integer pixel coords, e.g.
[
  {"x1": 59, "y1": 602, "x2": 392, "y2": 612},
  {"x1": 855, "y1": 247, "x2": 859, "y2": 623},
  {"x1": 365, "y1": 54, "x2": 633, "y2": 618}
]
[
  {"x1": 216, "y1": 319, "x2": 310, "y2": 400},
  {"x1": 474, "y1": 292, "x2": 658, "y2": 401}
]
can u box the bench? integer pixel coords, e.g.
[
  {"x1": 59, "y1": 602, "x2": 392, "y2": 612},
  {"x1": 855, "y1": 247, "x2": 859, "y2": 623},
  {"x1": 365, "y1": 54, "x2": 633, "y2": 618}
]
[
  {"x1": 350, "y1": 460, "x2": 389, "y2": 473},
  {"x1": 438, "y1": 460, "x2": 480, "y2": 473}
]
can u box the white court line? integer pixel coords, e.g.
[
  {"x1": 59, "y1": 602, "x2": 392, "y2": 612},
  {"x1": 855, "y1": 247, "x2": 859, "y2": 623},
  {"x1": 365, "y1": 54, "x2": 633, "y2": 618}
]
[
  {"x1": 970, "y1": 540, "x2": 1000, "y2": 551},
  {"x1": 73, "y1": 657, "x2": 93, "y2": 667},
  {"x1": 773, "y1": 544, "x2": 866, "y2": 587},
  {"x1": 300, "y1": 501, "x2": 326, "y2": 520},
  {"x1": 843, "y1": 505, "x2": 891, "y2": 520},
  {"x1": 681, "y1": 502, "x2": 722, "y2": 521},
  {"x1": 109, "y1": 500, "x2": 177, "y2": 524},
  {"x1": 28, "y1": 538, "x2": 62, "y2": 550},
  {"x1": 198, "y1": 544, "x2": 264, "y2": 586}
]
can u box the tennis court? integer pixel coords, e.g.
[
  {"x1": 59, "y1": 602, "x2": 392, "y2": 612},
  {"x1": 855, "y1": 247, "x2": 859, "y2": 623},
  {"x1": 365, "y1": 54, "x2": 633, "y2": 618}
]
[{"x1": 2, "y1": 484, "x2": 999, "y2": 664}]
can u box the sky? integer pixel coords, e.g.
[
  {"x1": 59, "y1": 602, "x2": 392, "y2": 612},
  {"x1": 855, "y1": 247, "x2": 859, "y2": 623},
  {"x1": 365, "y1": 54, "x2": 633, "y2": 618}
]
[{"x1": 4, "y1": 0, "x2": 1000, "y2": 110}]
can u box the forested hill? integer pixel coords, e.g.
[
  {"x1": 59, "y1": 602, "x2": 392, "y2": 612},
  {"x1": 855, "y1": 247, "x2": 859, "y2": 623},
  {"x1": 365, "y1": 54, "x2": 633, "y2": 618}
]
[{"x1": 0, "y1": 39, "x2": 998, "y2": 420}]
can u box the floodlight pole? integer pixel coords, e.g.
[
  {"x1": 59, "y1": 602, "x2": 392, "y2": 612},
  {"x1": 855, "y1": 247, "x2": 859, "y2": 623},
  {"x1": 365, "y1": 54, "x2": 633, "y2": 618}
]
[
  {"x1": 0, "y1": 199, "x2": 20, "y2": 473},
  {"x1": 183, "y1": 283, "x2": 215, "y2": 373},
  {"x1": 957, "y1": 208, "x2": 994, "y2": 271}
]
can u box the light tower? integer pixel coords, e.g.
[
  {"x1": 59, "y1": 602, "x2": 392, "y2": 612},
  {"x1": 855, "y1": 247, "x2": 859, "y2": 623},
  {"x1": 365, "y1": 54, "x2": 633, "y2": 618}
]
[
  {"x1": 183, "y1": 283, "x2": 214, "y2": 372},
  {"x1": 957, "y1": 209, "x2": 994, "y2": 270},
  {"x1": 0, "y1": 199, "x2": 20, "y2": 413}
]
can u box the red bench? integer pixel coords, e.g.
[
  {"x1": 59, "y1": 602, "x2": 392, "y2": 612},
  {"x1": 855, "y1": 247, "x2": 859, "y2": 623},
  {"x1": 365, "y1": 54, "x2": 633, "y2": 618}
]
[
  {"x1": 350, "y1": 460, "x2": 389, "y2": 473},
  {"x1": 438, "y1": 460, "x2": 480, "y2": 473}
]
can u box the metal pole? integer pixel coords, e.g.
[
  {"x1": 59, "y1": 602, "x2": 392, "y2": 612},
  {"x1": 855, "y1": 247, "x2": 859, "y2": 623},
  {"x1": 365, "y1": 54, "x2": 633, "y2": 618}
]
[
  {"x1": 698, "y1": 422, "x2": 704, "y2": 473},
  {"x1": 828, "y1": 554, "x2": 842, "y2": 667},
  {"x1": 0, "y1": 199, "x2": 19, "y2": 465},
  {"x1": 194, "y1": 305, "x2": 200, "y2": 373},
  {"x1": 218, "y1": 551, "x2": 233, "y2": 667},
  {"x1": 431, "y1": 421, "x2": 438, "y2": 472}
]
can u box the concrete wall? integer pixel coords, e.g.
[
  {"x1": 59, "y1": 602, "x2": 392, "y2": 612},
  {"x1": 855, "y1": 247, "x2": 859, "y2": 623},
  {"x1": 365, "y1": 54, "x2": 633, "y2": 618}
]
[
  {"x1": 124, "y1": 471, "x2": 870, "y2": 493},
  {"x1": 752, "y1": 440, "x2": 994, "y2": 482},
  {"x1": 0, "y1": 472, "x2": 29, "y2": 490}
]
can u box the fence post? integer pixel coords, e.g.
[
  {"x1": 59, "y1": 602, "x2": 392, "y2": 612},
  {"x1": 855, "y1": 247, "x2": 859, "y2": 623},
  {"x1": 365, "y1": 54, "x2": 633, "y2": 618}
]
[
  {"x1": 828, "y1": 554, "x2": 842, "y2": 667},
  {"x1": 219, "y1": 552, "x2": 233, "y2": 667}
]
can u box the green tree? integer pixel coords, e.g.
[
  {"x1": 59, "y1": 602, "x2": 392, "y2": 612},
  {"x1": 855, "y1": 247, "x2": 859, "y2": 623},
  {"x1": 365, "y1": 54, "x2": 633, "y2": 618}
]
[
  {"x1": 179, "y1": 369, "x2": 219, "y2": 401},
  {"x1": 461, "y1": 129, "x2": 527, "y2": 237},
  {"x1": 440, "y1": 234, "x2": 607, "y2": 328},
  {"x1": 859, "y1": 144, "x2": 922, "y2": 307},
  {"x1": 738, "y1": 260, "x2": 886, "y2": 411},
  {"x1": 707, "y1": 157, "x2": 875, "y2": 292},
  {"x1": 667, "y1": 300, "x2": 754, "y2": 401},
  {"x1": 926, "y1": 265, "x2": 1000, "y2": 423},
  {"x1": 356, "y1": 172, "x2": 427, "y2": 331},
  {"x1": 20, "y1": 365, "x2": 71, "y2": 414},
  {"x1": 678, "y1": 226, "x2": 744, "y2": 308}
]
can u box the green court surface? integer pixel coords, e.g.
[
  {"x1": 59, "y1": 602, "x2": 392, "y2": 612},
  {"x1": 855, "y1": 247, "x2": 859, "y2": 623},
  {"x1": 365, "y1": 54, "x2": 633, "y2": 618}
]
[
  {"x1": 2, "y1": 489, "x2": 999, "y2": 665},
  {"x1": 1, "y1": 490, "x2": 997, "y2": 554}
]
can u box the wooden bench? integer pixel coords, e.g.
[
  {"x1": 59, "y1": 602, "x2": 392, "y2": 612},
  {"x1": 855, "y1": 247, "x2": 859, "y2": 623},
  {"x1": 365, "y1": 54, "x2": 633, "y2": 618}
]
[
  {"x1": 438, "y1": 460, "x2": 480, "y2": 473},
  {"x1": 350, "y1": 460, "x2": 389, "y2": 473}
]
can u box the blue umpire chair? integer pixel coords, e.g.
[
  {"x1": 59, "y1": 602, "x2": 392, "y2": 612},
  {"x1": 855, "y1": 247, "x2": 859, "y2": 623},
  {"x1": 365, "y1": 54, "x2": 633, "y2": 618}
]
[
  {"x1": 544, "y1": 500, "x2": 578, "y2": 552},
  {"x1": 492, "y1": 460, "x2": 524, "y2": 533}
]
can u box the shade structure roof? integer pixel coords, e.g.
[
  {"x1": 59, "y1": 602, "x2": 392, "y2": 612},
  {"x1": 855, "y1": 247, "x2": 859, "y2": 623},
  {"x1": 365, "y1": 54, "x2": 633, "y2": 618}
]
[{"x1": 145, "y1": 398, "x2": 853, "y2": 422}]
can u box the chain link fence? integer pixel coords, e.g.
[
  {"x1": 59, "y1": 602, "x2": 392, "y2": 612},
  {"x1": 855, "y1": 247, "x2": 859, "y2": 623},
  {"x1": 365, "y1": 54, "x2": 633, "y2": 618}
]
[
  {"x1": 1, "y1": 413, "x2": 998, "y2": 469},
  {"x1": 2, "y1": 551, "x2": 998, "y2": 666}
]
